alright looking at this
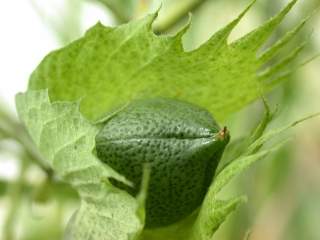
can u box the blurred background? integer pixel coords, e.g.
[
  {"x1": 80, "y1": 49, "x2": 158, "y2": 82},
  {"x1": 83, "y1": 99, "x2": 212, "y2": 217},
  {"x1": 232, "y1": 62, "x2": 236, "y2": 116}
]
[{"x1": 0, "y1": 0, "x2": 319, "y2": 239}]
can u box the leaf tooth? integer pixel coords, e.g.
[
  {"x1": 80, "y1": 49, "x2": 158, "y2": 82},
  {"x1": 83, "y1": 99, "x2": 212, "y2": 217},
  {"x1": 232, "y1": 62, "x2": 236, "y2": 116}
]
[
  {"x1": 258, "y1": 42, "x2": 306, "y2": 81},
  {"x1": 146, "y1": 12, "x2": 160, "y2": 31},
  {"x1": 208, "y1": 196, "x2": 247, "y2": 238},
  {"x1": 193, "y1": 0, "x2": 256, "y2": 54},
  {"x1": 263, "y1": 51, "x2": 320, "y2": 90},
  {"x1": 135, "y1": 3, "x2": 161, "y2": 33},
  {"x1": 258, "y1": 17, "x2": 309, "y2": 64},
  {"x1": 163, "y1": 13, "x2": 193, "y2": 52},
  {"x1": 174, "y1": 13, "x2": 192, "y2": 46},
  {"x1": 232, "y1": 0, "x2": 298, "y2": 51},
  {"x1": 266, "y1": 72, "x2": 292, "y2": 90},
  {"x1": 193, "y1": 196, "x2": 247, "y2": 240},
  {"x1": 84, "y1": 22, "x2": 113, "y2": 38},
  {"x1": 247, "y1": 113, "x2": 320, "y2": 153}
]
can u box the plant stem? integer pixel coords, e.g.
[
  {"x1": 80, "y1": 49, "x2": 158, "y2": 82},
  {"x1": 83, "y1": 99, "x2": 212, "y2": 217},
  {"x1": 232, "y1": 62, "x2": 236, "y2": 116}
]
[
  {"x1": 153, "y1": 0, "x2": 208, "y2": 34},
  {"x1": 96, "y1": 0, "x2": 209, "y2": 33},
  {"x1": 94, "y1": 0, "x2": 132, "y2": 24},
  {"x1": 2, "y1": 156, "x2": 28, "y2": 240},
  {"x1": 0, "y1": 178, "x2": 79, "y2": 200},
  {"x1": 0, "y1": 107, "x2": 53, "y2": 177}
]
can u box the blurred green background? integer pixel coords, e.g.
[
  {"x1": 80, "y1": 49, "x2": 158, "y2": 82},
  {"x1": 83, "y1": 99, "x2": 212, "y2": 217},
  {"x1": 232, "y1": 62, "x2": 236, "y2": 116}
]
[{"x1": 0, "y1": 0, "x2": 319, "y2": 239}]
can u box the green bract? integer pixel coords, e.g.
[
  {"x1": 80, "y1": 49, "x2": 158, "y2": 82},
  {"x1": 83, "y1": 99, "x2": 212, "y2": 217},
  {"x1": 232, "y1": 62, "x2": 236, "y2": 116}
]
[{"x1": 95, "y1": 98, "x2": 230, "y2": 228}]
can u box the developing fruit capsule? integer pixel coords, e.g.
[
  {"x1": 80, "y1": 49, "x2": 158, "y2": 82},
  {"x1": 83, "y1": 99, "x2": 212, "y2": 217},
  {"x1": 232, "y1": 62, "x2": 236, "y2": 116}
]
[{"x1": 95, "y1": 98, "x2": 230, "y2": 228}]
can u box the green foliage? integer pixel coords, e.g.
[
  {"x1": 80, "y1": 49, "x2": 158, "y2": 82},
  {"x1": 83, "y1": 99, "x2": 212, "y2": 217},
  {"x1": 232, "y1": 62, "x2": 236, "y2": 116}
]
[
  {"x1": 15, "y1": 0, "x2": 312, "y2": 239},
  {"x1": 28, "y1": 0, "x2": 303, "y2": 122},
  {"x1": 17, "y1": 88, "x2": 308, "y2": 240},
  {"x1": 16, "y1": 90, "x2": 146, "y2": 240}
]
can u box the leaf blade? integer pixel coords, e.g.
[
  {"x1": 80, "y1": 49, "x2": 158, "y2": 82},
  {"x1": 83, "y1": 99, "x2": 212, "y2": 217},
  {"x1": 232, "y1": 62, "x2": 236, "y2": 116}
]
[
  {"x1": 28, "y1": 1, "x2": 300, "y2": 122},
  {"x1": 16, "y1": 90, "x2": 145, "y2": 240}
]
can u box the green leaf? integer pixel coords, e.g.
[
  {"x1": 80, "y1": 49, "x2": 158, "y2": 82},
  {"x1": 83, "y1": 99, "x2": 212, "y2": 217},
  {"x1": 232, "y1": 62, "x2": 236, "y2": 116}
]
[
  {"x1": 216, "y1": 98, "x2": 275, "y2": 174},
  {"x1": 191, "y1": 147, "x2": 282, "y2": 240},
  {"x1": 190, "y1": 111, "x2": 320, "y2": 240},
  {"x1": 28, "y1": 0, "x2": 303, "y2": 122},
  {"x1": 190, "y1": 137, "x2": 289, "y2": 240},
  {"x1": 16, "y1": 90, "x2": 145, "y2": 240},
  {"x1": 190, "y1": 196, "x2": 247, "y2": 240}
]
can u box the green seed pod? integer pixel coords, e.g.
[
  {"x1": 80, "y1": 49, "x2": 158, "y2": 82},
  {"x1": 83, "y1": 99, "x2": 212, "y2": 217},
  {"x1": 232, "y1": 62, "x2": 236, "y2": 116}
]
[{"x1": 95, "y1": 98, "x2": 230, "y2": 228}]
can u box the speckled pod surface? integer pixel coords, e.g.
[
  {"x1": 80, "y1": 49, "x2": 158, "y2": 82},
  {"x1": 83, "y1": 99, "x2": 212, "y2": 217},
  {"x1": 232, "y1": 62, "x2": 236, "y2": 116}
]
[{"x1": 95, "y1": 98, "x2": 230, "y2": 228}]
